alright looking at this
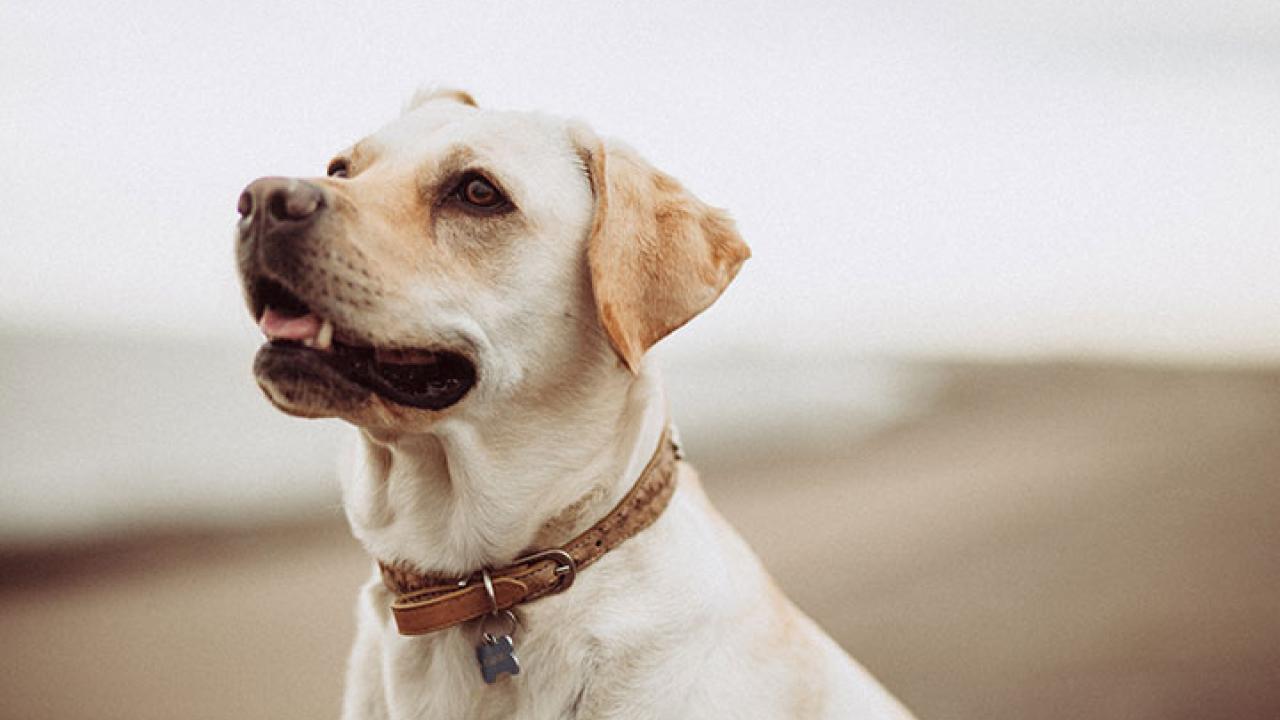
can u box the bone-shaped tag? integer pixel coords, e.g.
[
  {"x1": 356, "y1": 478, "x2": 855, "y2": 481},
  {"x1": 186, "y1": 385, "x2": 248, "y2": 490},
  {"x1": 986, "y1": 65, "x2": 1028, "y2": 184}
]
[{"x1": 476, "y1": 634, "x2": 521, "y2": 684}]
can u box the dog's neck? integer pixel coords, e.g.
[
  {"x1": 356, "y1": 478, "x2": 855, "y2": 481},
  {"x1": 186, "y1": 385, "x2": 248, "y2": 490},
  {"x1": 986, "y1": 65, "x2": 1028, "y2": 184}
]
[{"x1": 342, "y1": 364, "x2": 667, "y2": 578}]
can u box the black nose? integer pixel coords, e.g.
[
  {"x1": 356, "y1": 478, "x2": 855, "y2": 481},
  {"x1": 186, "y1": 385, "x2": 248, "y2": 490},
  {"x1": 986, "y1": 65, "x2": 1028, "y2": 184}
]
[{"x1": 238, "y1": 176, "x2": 325, "y2": 231}]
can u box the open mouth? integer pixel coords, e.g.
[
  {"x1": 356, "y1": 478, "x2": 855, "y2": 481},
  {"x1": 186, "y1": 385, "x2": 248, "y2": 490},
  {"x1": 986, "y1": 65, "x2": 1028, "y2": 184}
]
[{"x1": 250, "y1": 277, "x2": 476, "y2": 410}]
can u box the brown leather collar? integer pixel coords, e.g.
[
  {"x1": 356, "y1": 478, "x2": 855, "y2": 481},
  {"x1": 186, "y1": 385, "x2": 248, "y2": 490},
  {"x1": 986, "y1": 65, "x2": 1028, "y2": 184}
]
[{"x1": 378, "y1": 426, "x2": 680, "y2": 636}]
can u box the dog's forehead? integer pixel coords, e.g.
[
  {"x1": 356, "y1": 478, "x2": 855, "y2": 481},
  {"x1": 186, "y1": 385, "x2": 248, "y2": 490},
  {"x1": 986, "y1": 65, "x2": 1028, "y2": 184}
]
[
  {"x1": 368, "y1": 100, "x2": 476, "y2": 152},
  {"x1": 363, "y1": 102, "x2": 575, "y2": 180}
]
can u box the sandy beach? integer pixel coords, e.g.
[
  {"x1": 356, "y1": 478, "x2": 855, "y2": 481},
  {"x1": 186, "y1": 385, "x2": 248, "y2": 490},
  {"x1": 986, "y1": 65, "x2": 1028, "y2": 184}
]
[{"x1": 3, "y1": 361, "x2": 1279, "y2": 720}]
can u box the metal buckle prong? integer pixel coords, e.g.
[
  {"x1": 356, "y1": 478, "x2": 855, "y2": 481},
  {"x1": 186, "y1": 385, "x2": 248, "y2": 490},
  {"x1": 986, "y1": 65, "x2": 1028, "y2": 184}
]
[{"x1": 513, "y1": 549, "x2": 577, "y2": 595}]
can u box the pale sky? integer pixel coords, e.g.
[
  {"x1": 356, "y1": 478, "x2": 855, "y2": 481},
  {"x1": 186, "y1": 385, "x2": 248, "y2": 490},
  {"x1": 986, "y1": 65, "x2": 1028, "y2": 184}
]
[{"x1": 3, "y1": 0, "x2": 1278, "y2": 360}]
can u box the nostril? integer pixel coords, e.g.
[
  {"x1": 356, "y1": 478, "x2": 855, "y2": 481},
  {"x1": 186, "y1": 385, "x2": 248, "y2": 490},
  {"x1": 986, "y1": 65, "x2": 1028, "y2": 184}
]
[
  {"x1": 267, "y1": 190, "x2": 291, "y2": 221},
  {"x1": 237, "y1": 190, "x2": 254, "y2": 218},
  {"x1": 266, "y1": 183, "x2": 324, "y2": 222}
]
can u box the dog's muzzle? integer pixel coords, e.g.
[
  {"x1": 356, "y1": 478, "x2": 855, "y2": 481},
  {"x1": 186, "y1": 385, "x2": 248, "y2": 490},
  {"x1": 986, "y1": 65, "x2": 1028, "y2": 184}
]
[{"x1": 235, "y1": 176, "x2": 477, "y2": 412}]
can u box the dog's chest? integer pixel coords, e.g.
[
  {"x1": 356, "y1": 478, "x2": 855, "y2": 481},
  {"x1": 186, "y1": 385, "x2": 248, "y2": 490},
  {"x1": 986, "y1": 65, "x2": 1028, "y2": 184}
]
[{"x1": 384, "y1": 628, "x2": 591, "y2": 720}]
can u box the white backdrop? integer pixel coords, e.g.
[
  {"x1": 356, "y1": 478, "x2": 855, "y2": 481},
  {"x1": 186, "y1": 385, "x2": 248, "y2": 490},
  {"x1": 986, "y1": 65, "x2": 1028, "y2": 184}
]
[
  {"x1": 2, "y1": 1, "x2": 1278, "y2": 539},
  {"x1": 2, "y1": 0, "x2": 1277, "y2": 360}
]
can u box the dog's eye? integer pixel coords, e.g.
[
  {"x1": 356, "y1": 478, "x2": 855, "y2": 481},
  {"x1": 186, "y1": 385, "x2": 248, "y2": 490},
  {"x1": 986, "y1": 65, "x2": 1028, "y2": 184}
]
[
  {"x1": 456, "y1": 174, "x2": 507, "y2": 210},
  {"x1": 327, "y1": 159, "x2": 349, "y2": 178}
]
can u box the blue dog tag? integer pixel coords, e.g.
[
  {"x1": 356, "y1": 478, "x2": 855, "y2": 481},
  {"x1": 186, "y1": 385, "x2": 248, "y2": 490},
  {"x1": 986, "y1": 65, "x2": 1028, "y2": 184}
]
[{"x1": 476, "y1": 633, "x2": 521, "y2": 684}]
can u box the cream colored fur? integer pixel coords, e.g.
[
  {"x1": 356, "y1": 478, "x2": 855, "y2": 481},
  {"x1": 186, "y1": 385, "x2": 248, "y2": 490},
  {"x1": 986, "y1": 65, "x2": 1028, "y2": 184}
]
[{"x1": 255, "y1": 89, "x2": 915, "y2": 719}]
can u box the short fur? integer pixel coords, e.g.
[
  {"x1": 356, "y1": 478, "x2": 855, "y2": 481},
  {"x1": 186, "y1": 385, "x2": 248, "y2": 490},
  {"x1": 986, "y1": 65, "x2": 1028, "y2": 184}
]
[{"x1": 239, "y1": 90, "x2": 915, "y2": 719}]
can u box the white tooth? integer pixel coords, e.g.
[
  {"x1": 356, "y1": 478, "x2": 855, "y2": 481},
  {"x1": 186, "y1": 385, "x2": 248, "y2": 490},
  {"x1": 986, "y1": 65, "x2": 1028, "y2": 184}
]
[
  {"x1": 302, "y1": 337, "x2": 315, "y2": 348},
  {"x1": 315, "y1": 319, "x2": 334, "y2": 351}
]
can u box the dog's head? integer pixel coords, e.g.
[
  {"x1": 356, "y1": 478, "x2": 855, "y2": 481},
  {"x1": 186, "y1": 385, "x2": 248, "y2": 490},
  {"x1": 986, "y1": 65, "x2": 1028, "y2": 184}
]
[{"x1": 236, "y1": 90, "x2": 749, "y2": 430}]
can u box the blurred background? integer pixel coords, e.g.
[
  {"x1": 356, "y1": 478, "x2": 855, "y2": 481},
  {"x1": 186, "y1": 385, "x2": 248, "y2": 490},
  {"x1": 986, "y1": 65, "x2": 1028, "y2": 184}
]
[{"x1": 2, "y1": 1, "x2": 1278, "y2": 718}]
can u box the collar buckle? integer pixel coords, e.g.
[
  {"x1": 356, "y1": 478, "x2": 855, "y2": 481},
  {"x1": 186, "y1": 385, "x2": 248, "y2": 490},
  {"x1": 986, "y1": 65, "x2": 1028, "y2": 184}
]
[{"x1": 514, "y1": 548, "x2": 577, "y2": 595}]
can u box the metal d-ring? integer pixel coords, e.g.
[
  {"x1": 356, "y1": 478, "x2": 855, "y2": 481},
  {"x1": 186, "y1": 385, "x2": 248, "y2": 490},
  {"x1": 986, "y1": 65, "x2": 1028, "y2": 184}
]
[
  {"x1": 478, "y1": 609, "x2": 519, "y2": 643},
  {"x1": 480, "y1": 568, "x2": 499, "y2": 616},
  {"x1": 477, "y1": 569, "x2": 517, "y2": 643}
]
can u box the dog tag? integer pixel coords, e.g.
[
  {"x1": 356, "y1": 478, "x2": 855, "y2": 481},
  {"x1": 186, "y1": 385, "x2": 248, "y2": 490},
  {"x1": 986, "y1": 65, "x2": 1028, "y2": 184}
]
[{"x1": 476, "y1": 633, "x2": 521, "y2": 684}]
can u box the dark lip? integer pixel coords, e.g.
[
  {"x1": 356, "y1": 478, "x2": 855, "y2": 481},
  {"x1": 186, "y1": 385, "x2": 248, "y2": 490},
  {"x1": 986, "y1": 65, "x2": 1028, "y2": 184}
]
[
  {"x1": 253, "y1": 341, "x2": 370, "y2": 413},
  {"x1": 259, "y1": 339, "x2": 477, "y2": 411},
  {"x1": 245, "y1": 275, "x2": 477, "y2": 411}
]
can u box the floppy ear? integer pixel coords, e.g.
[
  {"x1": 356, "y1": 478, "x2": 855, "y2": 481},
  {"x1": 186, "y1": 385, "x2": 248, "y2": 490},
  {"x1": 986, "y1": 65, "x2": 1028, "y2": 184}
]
[{"x1": 572, "y1": 126, "x2": 751, "y2": 372}]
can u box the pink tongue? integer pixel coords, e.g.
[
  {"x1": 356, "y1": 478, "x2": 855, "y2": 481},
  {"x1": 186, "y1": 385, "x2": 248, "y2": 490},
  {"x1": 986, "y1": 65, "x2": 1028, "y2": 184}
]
[{"x1": 259, "y1": 308, "x2": 321, "y2": 340}]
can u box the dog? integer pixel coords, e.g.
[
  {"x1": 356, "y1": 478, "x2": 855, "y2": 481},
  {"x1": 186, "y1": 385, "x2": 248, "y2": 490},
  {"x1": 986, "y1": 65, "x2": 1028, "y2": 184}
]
[{"x1": 235, "y1": 88, "x2": 916, "y2": 719}]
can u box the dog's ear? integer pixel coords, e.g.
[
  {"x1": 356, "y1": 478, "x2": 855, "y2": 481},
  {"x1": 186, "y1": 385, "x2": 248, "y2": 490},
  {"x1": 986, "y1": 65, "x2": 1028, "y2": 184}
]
[
  {"x1": 405, "y1": 87, "x2": 478, "y2": 113},
  {"x1": 571, "y1": 125, "x2": 750, "y2": 373}
]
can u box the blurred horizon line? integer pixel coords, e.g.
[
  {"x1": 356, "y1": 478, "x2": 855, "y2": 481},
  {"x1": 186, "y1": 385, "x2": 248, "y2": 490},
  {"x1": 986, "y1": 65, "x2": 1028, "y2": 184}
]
[{"x1": 3, "y1": 316, "x2": 1278, "y2": 368}]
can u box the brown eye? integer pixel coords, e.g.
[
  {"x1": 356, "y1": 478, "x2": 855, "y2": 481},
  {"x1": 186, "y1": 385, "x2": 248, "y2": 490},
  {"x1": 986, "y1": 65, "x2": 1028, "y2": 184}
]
[
  {"x1": 459, "y1": 175, "x2": 505, "y2": 209},
  {"x1": 327, "y1": 158, "x2": 349, "y2": 178}
]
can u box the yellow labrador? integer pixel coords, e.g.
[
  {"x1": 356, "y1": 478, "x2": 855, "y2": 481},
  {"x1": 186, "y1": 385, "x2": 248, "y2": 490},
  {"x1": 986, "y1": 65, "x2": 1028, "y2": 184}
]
[{"x1": 235, "y1": 89, "x2": 915, "y2": 719}]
